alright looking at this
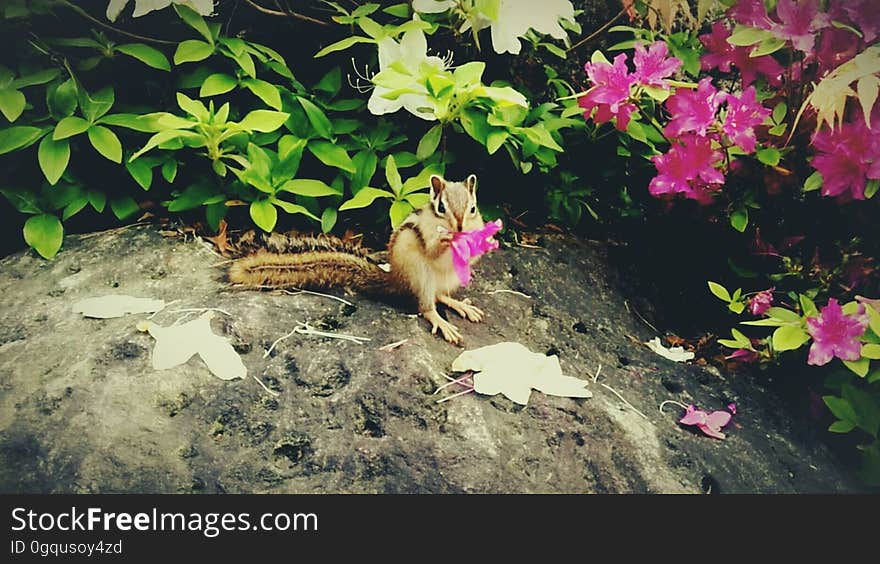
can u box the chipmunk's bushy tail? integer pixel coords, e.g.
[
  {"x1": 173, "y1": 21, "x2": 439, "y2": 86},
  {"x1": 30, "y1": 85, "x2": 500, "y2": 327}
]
[{"x1": 227, "y1": 232, "x2": 395, "y2": 298}]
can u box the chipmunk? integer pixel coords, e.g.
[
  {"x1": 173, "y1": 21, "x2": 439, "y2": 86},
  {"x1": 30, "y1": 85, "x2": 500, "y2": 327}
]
[{"x1": 228, "y1": 174, "x2": 487, "y2": 344}]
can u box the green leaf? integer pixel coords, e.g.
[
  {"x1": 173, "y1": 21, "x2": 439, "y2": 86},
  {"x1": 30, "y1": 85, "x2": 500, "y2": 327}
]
[
  {"x1": 297, "y1": 97, "x2": 332, "y2": 139},
  {"x1": 130, "y1": 129, "x2": 197, "y2": 161},
  {"x1": 167, "y1": 182, "x2": 215, "y2": 211},
  {"x1": 115, "y1": 43, "x2": 171, "y2": 71},
  {"x1": 53, "y1": 116, "x2": 90, "y2": 140},
  {"x1": 828, "y1": 420, "x2": 856, "y2": 433},
  {"x1": 766, "y1": 307, "x2": 802, "y2": 322},
  {"x1": 174, "y1": 4, "x2": 214, "y2": 43},
  {"x1": 404, "y1": 191, "x2": 430, "y2": 208},
  {"x1": 314, "y1": 36, "x2": 375, "y2": 58},
  {"x1": 62, "y1": 193, "x2": 89, "y2": 221},
  {"x1": 772, "y1": 102, "x2": 787, "y2": 124},
  {"x1": 37, "y1": 135, "x2": 70, "y2": 185},
  {"x1": 99, "y1": 113, "x2": 166, "y2": 132},
  {"x1": 314, "y1": 67, "x2": 342, "y2": 96},
  {"x1": 350, "y1": 150, "x2": 377, "y2": 192},
  {"x1": 728, "y1": 301, "x2": 746, "y2": 314},
  {"x1": 741, "y1": 318, "x2": 789, "y2": 327},
  {"x1": 205, "y1": 201, "x2": 227, "y2": 231},
  {"x1": 389, "y1": 199, "x2": 412, "y2": 227},
  {"x1": 321, "y1": 207, "x2": 337, "y2": 233},
  {"x1": 272, "y1": 198, "x2": 319, "y2": 220},
  {"x1": 867, "y1": 305, "x2": 880, "y2": 336},
  {"x1": 843, "y1": 358, "x2": 871, "y2": 378},
  {"x1": 0, "y1": 89, "x2": 26, "y2": 122},
  {"x1": 110, "y1": 196, "x2": 139, "y2": 220},
  {"x1": 307, "y1": 140, "x2": 356, "y2": 173},
  {"x1": 861, "y1": 343, "x2": 880, "y2": 360},
  {"x1": 0, "y1": 125, "x2": 44, "y2": 155},
  {"x1": 730, "y1": 208, "x2": 748, "y2": 232},
  {"x1": 772, "y1": 325, "x2": 810, "y2": 351},
  {"x1": 230, "y1": 50, "x2": 256, "y2": 79},
  {"x1": 238, "y1": 109, "x2": 289, "y2": 133},
  {"x1": 750, "y1": 37, "x2": 786, "y2": 57},
  {"x1": 823, "y1": 396, "x2": 857, "y2": 423},
  {"x1": 756, "y1": 147, "x2": 780, "y2": 166},
  {"x1": 80, "y1": 87, "x2": 115, "y2": 122},
  {"x1": 385, "y1": 154, "x2": 402, "y2": 194},
  {"x1": 842, "y1": 384, "x2": 880, "y2": 435},
  {"x1": 804, "y1": 170, "x2": 822, "y2": 192},
  {"x1": 126, "y1": 159, "x2": 153, "y2": 190},
  {"x1": 23, "y1": 214, "x2": 63, "y2": 259},
  {"x1": 200, "y1": 73, "x2": 238, "y2": 97},
  {"x1": 280, "y1": 179, "x2": 342, "y2": 197},
  {"x1": 87, "y1": 125, "x2": 122, "y2": 163},
  {"x1": 46, "y1": 79, "x2": 77, "y2": 120},
  {"x1": 643, "y1": 85, "x2": 670, "y2": 102},
  {"x1": 338, "y1": 187, "x2": 394, "y2": 211},
  {"x1": 0, "y1": 186, "x2": 41, "y2": 214},
  {"x1": 276, "y1": 135, "x2": 307, "y2": 179},
  {"x1": 728, "y1": 25, "x2": 773, "y2": 46},
  {"x1": 865, "y1": 179, "x2": 879, "y2": 199},
  {"x1": 383, "y1": 3, "x2": 410, "y2": 17},
  {"x1": 416, "y1": 124, "x2": 442, "y2": 161},
  {"x1": 161, "y1": 159, "x2": 178, "y2": 183},
  {"x1": 250, "y1": 199, "x2": 277, "y2": 232},
  {"x1": 486, "y1": 129, "x2": 508, "y2": 154},
  {"x1": 708, "y1": 281, "x2": 731, "y2": 302},
  {"x1": 9, "y1": 68, "x2": 59, "y2": 89},
  {"x1": 87, "y1": 189, "x2": 106, "y2": 212},
  {"x1": 174, "y1": 40, "x2": 215, "y2": 65},
  {"x1": 176, "y1": 92, "x2": 208, "y2": 120},
  {"x1": 241, "y1": 78, "x2": 282, "y2": 110}
]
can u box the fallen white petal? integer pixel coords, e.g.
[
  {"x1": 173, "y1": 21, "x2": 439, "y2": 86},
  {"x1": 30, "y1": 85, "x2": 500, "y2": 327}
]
[
  {"x1": 452, "y1": 342, "x2": 592, "y2": 405},
  {"x1": 73, "y1": 295, "x2": 166, "y2": 319},
  {"x1": 143, "y1": 312, "x2": 246, "y2": 380},
  {"x1": 645, "y1": 337, "x2": 695, "y2": 363}
]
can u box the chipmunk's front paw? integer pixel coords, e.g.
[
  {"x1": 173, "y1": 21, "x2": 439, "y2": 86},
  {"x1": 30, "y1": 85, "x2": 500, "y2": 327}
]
[
  {"x1": 457, "y1": 299, "x2": 484, "y2": 323},
  {"x1": 439, "y1": 296, "x2": 484, "y2": 323},
  {"x1": 431, "y1": 317, "x2": 462, "y2": 344}
]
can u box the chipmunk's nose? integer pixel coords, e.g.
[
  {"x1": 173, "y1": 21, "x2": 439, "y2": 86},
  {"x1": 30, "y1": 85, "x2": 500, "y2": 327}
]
[{"x1": 455, "y1": 214, "x2": 463, "y2": 232}]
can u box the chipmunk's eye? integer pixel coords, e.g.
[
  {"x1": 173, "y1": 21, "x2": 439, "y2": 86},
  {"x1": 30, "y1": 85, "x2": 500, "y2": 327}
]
[
  {"x1": 470, "y1": 206, "x2": 476, "y2": 214},
  {"x1": 438, "y1": 202, "x2": 446, "y2": 214}
]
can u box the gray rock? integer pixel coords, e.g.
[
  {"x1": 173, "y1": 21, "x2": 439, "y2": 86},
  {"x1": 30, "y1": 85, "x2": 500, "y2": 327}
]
[{"x1": 0, "y1": 226, "x2": 857, "y2": 493}]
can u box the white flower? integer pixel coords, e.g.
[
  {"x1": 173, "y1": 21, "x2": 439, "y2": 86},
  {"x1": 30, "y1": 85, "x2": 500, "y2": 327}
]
[
  {"x1": 412, "y1": 0, "x2": 457, "y2": 13},
  {"x1": 489, "y1": 0, "x2": 575, "y2": 55},
  {"x1": 414, "y1": 0, "x2": 576, "y2": 56},
  {"x1": 105, "y1": 0, "x2": 214, "y2": 22},
  {"x1": 368, "y1": 29, "x2": 449, "y2": 121}
]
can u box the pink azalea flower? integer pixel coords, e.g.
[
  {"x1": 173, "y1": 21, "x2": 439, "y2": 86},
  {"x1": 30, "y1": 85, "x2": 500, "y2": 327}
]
[
  {"x1": 805, "y1": 298, "x2": 869, "y2": 366},
  {"x1": 749, "y1": 287, "x2": 774, "y2": 316},
  {"x1": 580, "y1": 53, "x2": 638, "y2": 131},
  {"x1": 649, "y1": 134, "x2": 725, "y2": 203},
  {"x1": 727, "y1": 403, "x2": 737, "y2": 414},
  {"x1": 771, "y1": 0, "x2": 831, "y2": 53},
  {"x1": 839, "y1": 0, "x2": 880, "y2": 43},
  {"x1": 727, "y1": 0, "x2": 774, "y2": 30},
  {"x1": 699, "y1": 22, "x2": 784, "y2": 87},
  {"x1": 816, "y1": 25, "x2": 861, "y2": 74},
  {"x1": 725, "y1": 349, "x2": 759, "y2": 363},
  {"x1": 810, "y1": 111, "x2": 880, "y2": 200},
  {"x1": 721, "y1": 87, "x2": 771, "y2": 153},
  {"x1": 632, "y1": 41, "x2": 682, "y2": 89},
  {"x1": 665, "y1": 78, "x2": 725, "y2": 138},
  {"x1": 680, "y1": 404, "x2": 733, "y2": 439},
  {"x1": 450, "y1": 219, "x2": 502, "y2": 286}
]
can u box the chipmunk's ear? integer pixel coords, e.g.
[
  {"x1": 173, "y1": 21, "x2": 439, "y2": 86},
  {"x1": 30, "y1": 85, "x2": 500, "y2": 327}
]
[
  {"x1": 465, "y1": 174, "x2": 477, "y2": 196},
  {"x1": 430, "y1": 175, "x2": 445, "y2": 199}
]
